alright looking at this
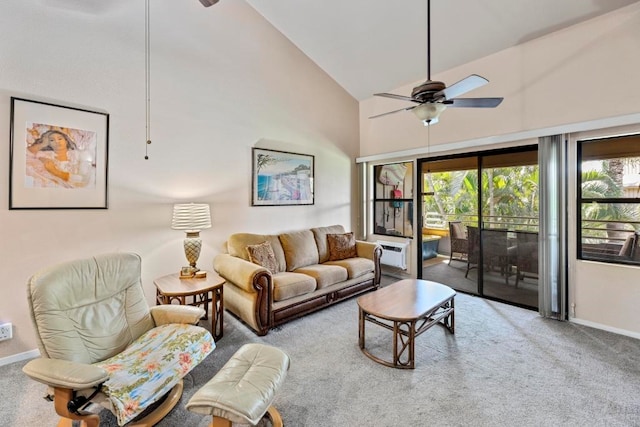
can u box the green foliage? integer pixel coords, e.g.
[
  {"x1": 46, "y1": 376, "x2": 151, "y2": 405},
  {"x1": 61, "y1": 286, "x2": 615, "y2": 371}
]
[
  {"x1": 580, "y1": 163, "x2": 639, "y2": 238},
  {"x1": 581, "y1": 168, "x2": 622, "y2": 199},
  {"x1": 423, "y1": 165, "x2": 539, "y2": 230}
]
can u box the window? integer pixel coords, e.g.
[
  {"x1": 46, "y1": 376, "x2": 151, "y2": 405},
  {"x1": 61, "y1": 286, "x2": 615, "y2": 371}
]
[
  {"x1": 420, "y1": 151, "x2": 539, "y2": 232},
  {"x1": 421, "y1": 156, "x2": 478, "y2": 229},
  {"x1": 578, "y1": 134, "x2": 640, "y2": 265},
  {"x1": 373, "y1": 162, "x2": 413, "y2": 238}
]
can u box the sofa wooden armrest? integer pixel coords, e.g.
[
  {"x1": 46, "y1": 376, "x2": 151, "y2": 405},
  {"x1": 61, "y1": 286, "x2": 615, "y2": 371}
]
[
  {"x1": 214, "y1": 253, "x2": 272, "y2": 335},
  {"x1": 356, "y1": 240, "x2": 383, "y2": 285},
  {"x1": 214, "y1": 254, "x2": 270, "y2": 293}
]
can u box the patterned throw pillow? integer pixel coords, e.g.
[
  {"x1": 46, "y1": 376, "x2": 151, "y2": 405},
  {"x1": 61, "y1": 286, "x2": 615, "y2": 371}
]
[
  {"x1": 246, "y1": 241, "x2": 278, "y2": 274},
  {"x1": 327, "y1": 232, "x2": 358, "y2": 261}
]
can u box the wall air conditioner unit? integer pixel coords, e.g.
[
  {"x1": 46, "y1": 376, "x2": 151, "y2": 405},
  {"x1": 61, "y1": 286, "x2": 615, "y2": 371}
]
[{"x1": 377, "y1": 240, "x2": 409, "y2": 270}]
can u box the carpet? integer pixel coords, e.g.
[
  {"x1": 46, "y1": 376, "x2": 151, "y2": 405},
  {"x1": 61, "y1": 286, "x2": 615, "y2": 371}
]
[{"x1": 2, "y1": 291, "x2": 640, "y2": 426}]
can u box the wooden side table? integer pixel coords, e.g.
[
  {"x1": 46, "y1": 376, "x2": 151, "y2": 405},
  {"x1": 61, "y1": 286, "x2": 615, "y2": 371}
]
[{"x1": 154, "y1": 271, "x2": 225, "y2": 341}]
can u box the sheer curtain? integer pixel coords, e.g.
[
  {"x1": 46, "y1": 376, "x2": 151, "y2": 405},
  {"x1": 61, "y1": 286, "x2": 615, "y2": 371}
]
[{"x1": 538, "y1": 135, "x2": 567, "y2": 319}]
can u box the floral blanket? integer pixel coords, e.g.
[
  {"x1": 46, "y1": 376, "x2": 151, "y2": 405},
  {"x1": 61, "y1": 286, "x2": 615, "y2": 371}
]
[{"x1": 95, "y1": 323, "x2": 214, "y2": 425}]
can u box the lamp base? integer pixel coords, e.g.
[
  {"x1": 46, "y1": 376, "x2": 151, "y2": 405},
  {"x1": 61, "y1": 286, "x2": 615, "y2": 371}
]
[{"x1": 183, "y1": 234, "x2": 202, "y2": 271}]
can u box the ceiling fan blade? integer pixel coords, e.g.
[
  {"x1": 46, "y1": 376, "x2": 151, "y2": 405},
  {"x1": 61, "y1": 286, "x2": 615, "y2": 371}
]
[
  {"x1": 445, "y1": 97, "x2": 504, "y2": 108},
  {"x1": 369, "y1": 105, "x2": 417, "y2": 119},
  {"x1": 436, "y1": 74, "x2": 489, "y2": 100},
  {"x1": 374, "y1": 93, "x2": 420, "y2": 103}
]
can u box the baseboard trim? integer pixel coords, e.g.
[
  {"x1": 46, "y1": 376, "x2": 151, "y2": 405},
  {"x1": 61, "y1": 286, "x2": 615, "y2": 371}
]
[
  {"x1": 570, "y1": 318, "x2": 640, "y2": 340},
  {"x1": 0, "y1": 349, "x2": 39, "y2": 367}
]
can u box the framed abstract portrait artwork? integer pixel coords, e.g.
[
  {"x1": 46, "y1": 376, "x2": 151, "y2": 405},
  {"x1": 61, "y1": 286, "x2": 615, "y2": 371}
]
[
  {"x1": 9, "y1": 97, "x2": 109, "y2": 209},
  {"x1": 252, "y1": 148, "x2": 314, "y2": 206}
]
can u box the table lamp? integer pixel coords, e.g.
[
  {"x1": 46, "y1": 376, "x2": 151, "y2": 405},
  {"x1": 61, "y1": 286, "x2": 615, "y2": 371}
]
[{"x1": 171, "y1": 203, "x2": 211, "y2": 272}]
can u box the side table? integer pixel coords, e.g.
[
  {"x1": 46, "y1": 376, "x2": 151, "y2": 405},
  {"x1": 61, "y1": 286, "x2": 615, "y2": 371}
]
[{"x1": 154, "y1": 271, "x2": 225, "y2": 341}]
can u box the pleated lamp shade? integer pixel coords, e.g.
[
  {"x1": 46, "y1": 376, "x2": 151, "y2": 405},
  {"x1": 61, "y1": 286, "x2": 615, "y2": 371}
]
[
  {"x1": 171, "y1": 203, "x2": 211, "y2": 232},
  {"x1": 171, "y1": 203, "x2": 211, "y2": 270}
]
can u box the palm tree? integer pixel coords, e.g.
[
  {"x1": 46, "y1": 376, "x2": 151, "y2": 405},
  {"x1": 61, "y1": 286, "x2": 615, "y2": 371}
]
[
  {"x1": 256, "y1": 154, "x2": 278, "y2": 173},
  {"x1": 581, "y1": 167, "x2": 636, "y2": 242}
]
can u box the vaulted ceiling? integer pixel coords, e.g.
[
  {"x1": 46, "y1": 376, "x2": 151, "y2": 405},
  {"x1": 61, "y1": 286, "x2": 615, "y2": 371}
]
[
  {"x1": 44, "y1": 0, "x2": 640, "y2": 101},
  {"x1": 246, "y1": 0, "x2": 640, "y2": 100}
]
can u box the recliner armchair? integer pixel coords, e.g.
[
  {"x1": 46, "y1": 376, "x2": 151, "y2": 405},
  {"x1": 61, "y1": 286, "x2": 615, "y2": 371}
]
[{"x1": 22, "y1": 253, "x2": 215, "y2": 427}]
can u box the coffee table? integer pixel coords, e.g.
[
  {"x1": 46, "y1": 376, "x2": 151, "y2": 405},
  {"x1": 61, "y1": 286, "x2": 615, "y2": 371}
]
[
  {"x1": 154, "y1": 271, "x2": 225, "y2": 341},
  {"x1": 357, "y1": 279, "x2": 455, "y2": 369}
]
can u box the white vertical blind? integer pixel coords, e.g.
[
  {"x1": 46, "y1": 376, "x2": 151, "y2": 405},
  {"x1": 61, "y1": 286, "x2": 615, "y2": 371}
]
[{"x1": 538, "y1": 135, "x2": 567, "y2": 319}]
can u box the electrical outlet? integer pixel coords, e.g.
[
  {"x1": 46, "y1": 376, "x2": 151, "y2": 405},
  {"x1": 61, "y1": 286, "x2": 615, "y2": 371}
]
[{"x1": 0, "y1": 323, "x2": 12, "y2": 341}]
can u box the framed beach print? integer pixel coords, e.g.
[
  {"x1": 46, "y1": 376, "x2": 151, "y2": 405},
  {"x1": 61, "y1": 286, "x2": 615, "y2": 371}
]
[
  {"x1": 252, "y1": 148, "x2": 314, "y2": 206},
  {"x1": 9, "y1": 97, "x2": 109, "y2": 209}
]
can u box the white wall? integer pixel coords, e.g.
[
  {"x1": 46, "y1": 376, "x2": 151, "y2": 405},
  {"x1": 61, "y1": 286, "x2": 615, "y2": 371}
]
[
  {"x1": 567, "y1": 124, "x2": 640, "y2": 338},
  {"x1": 359, "y1": 3, "x2": 640, "y2": 336},
  {"x1": 360, "y1": 3, "x2": 640, "y2": 157},
  {"x1": 0, "y1": 0, "x2": 359, "y2": 359}
]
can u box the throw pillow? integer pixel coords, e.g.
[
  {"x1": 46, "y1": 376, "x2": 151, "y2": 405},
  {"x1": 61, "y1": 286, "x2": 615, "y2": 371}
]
[
  {"x1": 312, "y1": 225, "x2": 346, "y2": 263},
  {"x1": 327, "y1": 232, "x2": 357, "y2": 261},
  {"x1": 246, "y1": 241, "x2": 278, "y2": 274}
]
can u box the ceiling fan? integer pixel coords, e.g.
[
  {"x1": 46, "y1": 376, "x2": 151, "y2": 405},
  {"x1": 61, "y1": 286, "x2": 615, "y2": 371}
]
[{"x1": 370, "y1": 0, "x2": 503, "y2": 126}]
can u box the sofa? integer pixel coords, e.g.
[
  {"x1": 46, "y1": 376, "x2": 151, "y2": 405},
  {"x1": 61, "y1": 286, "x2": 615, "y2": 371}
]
[{"x1": 214, "y1": 225, "x2": 382, "y2": 335}]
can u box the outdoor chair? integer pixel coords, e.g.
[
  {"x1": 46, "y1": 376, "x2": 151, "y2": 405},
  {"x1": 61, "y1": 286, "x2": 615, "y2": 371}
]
[
  {"x1": 514, "y1": 231, "x2": 539, "y2": 287},
  {"x1": 618, "y1": 231, "x2": 640, "y2": 261},
  {"x1": 22, "y1": 253, "x2": 215, "y2": 427},
  {"x1": 465, "y1": 226, "x2": 480, "y2": 278},
  {"x1": 448, "y1": 221, "x2": 468, "y2": 265},
  {"x1": 482, "y1": 229, "x2": 517, "y2": 285}
]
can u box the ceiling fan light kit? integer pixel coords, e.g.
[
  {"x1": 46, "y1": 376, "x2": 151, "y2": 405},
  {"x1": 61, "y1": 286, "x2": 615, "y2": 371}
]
[
  {"x1": 199, "y1": 0, "x2": 220, "y2": 6},
  {"x1": 413, "y1": 102, "x2": 446, "y2": 126},
  {"x1": 370, "y1": 0, "x2": 503, "y2": 125}
]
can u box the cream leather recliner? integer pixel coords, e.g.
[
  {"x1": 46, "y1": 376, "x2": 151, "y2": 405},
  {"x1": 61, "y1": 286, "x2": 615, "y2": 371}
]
[{"x1": 23, "y1": 253, "x2": 215, "y2": 427}]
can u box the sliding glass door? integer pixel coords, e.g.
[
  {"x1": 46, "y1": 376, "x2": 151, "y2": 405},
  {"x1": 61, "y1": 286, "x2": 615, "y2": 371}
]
[
  {"x1": 420, "y1": 157, "x2": 479, "y2": 295},
  {"x1": 418, "y1": 146, "x2": 539, "y2": 309},
  {"x1": 479, "y1": 151, "x2": 539, "y2": 307}
]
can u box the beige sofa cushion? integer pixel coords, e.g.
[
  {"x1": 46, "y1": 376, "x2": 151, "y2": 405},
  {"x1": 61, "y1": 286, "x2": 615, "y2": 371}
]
[
  {"x1": 227, "y1": 233, "x2": 286, "y2": 273},
  {"x1": 272, "y1": 272, "x2": 317, "y2": 301},
  {"x1": 311, "y1": 225, "x2": 345, "y2": 263},
  {"x1": 294, "y1": 264, "x2": 348, "y2": 289},
  {"x1": 279, "y1": 230, "x2": 319, "y2": 271},
  {"x1": 324, "y1": 257, "x2": 374, "y2": 280}
]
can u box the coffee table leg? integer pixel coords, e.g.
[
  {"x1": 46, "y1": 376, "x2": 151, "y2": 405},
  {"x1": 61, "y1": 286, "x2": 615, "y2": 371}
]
[
  {"x1": 409, "y1": 321, "x2": 415, "y2": 369},
  {"x1": 359, "y1": 308, "x2": 365, "y2": 349},
  {"x1": 393, "y1": 321, "x2": 398, "y2": 366},
  {"x1": 443, "y1": 297, "x2": 455, "y2": 334},
  {"x1": 450, "y1": 298, "x2": 455, "y2": 333},
  {"x1": 393, "y1": 321, "x2": 415, "y2": 369}
]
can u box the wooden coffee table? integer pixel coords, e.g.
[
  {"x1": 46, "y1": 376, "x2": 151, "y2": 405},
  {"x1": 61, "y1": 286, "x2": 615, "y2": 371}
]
[
  {"x1": 154, "y1": 271, "x2": 225, "y2": 341},
  {"x1": 357, "y1": 279, "x2": 455, "y2": 369}
]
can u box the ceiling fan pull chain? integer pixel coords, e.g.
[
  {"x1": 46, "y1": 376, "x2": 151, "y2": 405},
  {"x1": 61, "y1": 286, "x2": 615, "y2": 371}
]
[{"x1": 144, "y1": 0, "x2": 151, "y2": 160}]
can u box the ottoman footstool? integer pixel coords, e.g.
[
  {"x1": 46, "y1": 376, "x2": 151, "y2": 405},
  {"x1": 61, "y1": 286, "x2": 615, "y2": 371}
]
[{"x1": 187, "y1": 343, "x2": 290, "y2": 427}]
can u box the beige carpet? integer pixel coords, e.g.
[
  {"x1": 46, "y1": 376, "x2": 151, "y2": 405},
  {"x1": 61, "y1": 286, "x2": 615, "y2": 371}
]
[{"x1": 2, "y1": 287, "x2": 639, "y2": 426}]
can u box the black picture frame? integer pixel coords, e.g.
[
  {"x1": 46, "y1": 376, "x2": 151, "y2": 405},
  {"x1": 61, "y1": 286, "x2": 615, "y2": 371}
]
[{"x1": 9, "y1": 97, "x2": 109, "y2": 209}]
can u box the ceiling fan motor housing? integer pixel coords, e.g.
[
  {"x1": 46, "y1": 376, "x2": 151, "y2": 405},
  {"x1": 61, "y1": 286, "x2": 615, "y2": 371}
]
[{"x1": 411, "y1": 80, "x2": 446, "y2": 102}]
